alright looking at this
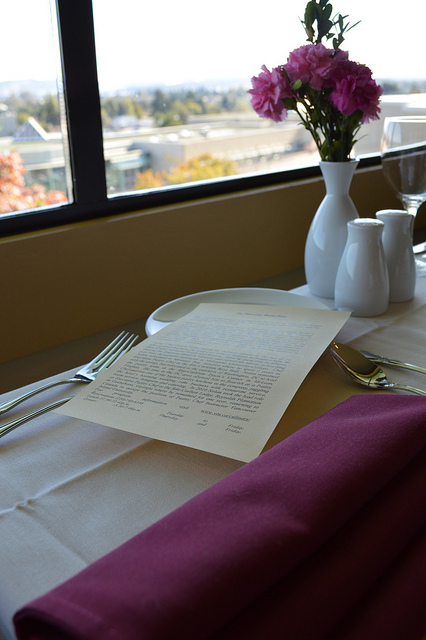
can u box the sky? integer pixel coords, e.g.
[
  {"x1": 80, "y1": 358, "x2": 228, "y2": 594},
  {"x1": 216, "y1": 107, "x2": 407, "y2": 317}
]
[{"x1": 2, "y1": 0, "x2": 425, "y2": 92}]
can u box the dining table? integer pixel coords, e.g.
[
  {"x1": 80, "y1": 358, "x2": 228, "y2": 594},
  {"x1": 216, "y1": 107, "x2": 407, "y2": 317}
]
[{"x1": 1, "y1": 276, "x2": 426, "y2": 640}]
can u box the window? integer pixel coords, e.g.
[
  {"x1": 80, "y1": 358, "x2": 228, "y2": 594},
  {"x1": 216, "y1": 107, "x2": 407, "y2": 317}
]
[
  {"x1": 92, "y1": 0, "x2": 426, "y2": 198},
  {"x1": 0, "y1": 0, "x2": 71, "y2": 218},
  {"x1": 1, "y1": 0, "x2": 425, "y2": 235}
]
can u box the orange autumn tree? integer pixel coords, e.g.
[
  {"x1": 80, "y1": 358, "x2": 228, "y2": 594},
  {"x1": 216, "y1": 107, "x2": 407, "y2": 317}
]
[
  {"x1": 134, "y1": 153, "x2": 238, "y2": 190},
  {"x1": 0, "y1": 149, "x2": 67, "y2": 214}
]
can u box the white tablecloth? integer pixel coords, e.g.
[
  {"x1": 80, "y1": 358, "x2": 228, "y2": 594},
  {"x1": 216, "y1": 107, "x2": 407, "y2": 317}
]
[{"x1": 2, "y1": 279, "x2": 426, "y2": 640}]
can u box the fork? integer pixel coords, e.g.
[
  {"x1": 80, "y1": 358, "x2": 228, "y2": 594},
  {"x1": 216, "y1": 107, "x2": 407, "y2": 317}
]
[
  {"x1": 359, "y1": 349, "x2": 426, "y2": 375},
  {"x1": 0, "y1": 331, "x2": 139, "y2": 416},
  {"x1": 0, "y1": 396, "x2": 74, "y2": 440}
]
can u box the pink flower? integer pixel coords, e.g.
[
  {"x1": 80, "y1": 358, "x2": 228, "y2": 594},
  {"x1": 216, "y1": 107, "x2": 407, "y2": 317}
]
[
  {"x1": 328, "y1": 60, "x2": 383, "y2": 122},
  {"x1": 285, "y1": 43, "x2": 344, "y2": 90},
  {"x1": 248, "y1": 65, "x2": 292, "y2": 123}
]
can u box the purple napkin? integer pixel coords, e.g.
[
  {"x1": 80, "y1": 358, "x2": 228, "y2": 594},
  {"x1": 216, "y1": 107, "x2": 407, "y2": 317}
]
[{"x1": 14, "y1": 395, "x2": 426, "y2": 640}]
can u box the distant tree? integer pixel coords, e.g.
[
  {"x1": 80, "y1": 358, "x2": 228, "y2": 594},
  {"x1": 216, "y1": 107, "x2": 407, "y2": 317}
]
[
  {"x1": 124, "y1": 97, "x2": 143, "y2": 118},
  {"x1": 381, "y1": 81, "x2": 400, "y2": 94},
  {"x1": 165, "y1": 154, "x2": 237, "y2": 184},
  {"x1": 409, "y1": 82, "x2": 421, "y2": 94},
  {"x1": 134, "y1": 168, "x2": 165, "y2": 190},
  {"x1": 151, "y1": 89, "x2": 173, "y2": 115},
  {"x1": 101, "y1": 96, "x2": 144, "y2": 120},
  {"x1": 220, "y1": 92, "x2": 238, "y2": 111},
  {"x1": 100, "y1": 106, "x2": 112, "y2": 128},
  {"x1": 184, "y1": 100, "x2": 203, "y2": 116},
  {"x1": 0, "y1": 150, "x2": 67, "y2": 214},
  {"x1": 134, "y1": 153, "x2": 238, "y2": 190},
  {"x1": 37, "y1": 94, "x2": 60, "y2": 129},
  {"x1": 4, "y1": 92, "x2": 61, "y2": 131},
  {"x1": 151, "y1": 91, "x2": 204, "y2": 127},
  {"x1": 154, "y1": 109, "x2": 185, "y2": 127},
  {"x1": 98, "y1": 85, "x2": 255, "y2": 130},
  {"x1": 16, "y1": 111, "x2": 31, "y2": 126}
]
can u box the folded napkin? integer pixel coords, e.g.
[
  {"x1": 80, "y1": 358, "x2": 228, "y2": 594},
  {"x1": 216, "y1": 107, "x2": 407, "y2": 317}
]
[{"x1": 14, "y1": 395, "x2": 426, "y2": 640}]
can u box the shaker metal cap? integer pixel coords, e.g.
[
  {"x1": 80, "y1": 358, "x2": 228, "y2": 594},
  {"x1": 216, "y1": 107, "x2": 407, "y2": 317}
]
[{"x1": 349, "y1": 218, "x2": 384, "y2": 227}]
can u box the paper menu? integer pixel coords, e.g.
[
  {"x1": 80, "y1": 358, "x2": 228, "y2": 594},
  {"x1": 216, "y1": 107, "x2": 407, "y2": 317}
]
[{"x1": 56, "y1": 303, "x2": 349, "y2": 462}]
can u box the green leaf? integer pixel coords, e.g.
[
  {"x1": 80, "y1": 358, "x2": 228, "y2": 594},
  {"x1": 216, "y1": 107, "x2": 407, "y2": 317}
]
[
  {"x1": 311, "y1": 3, "x2": 321, "y2": 30},
  {"x1": 346, "y1": 19, "x2": 361, "y2": 33},
  {"x1": 304, "y1": 24, "x2": 315, "y2": 41},
  {"x1": 283, "y1": 98, "x2": 297, "y2": 109},
  {"x1": 323, "y1": 4, "x2": 332, "y2": 20},
  {"x1": 302, "y1": 1, "x2": 317, "y2": 41},
  {"x1": 310, "y1": 111, "x2": 320, "y2": 126},
  {"x1": 304, "y1": 1, "x2": 316, "y2": 26},
  {"x1": 318, "y1": 19, "x2": 333, "y2": 39},
  {"x1": 319, "y1": 140, "x2": 329, "y2": 159},
  {"x1": 292, "y1": 79, "x2": 303, "y2": 91}
]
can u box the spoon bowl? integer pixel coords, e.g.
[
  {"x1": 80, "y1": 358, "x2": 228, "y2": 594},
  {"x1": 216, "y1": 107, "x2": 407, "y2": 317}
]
[{"x1": 328, "y1": 342, "x2": 426, "y2": 396}]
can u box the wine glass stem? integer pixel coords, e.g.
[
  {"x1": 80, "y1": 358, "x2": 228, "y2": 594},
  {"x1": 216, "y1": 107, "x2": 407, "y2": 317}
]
[
  {"x1": 401, "y1": 200, "x2": 426, "y2": 274},
  {"x1": 401, "y1": 201, "x2": 419, "y2": 238}
]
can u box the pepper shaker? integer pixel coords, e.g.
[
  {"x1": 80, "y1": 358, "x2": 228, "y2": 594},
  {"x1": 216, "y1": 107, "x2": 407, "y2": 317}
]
[
  {"x1": 334, "y1": 218, "x2": 389, "y2": 316},
  {"x1": 375, "y1": 209, "x2": 416, "y2": 302}
]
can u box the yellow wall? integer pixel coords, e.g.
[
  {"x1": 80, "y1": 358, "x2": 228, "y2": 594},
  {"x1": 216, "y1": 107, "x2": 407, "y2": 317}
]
[{"x1": 0, "y1": 164, "x2": 413, "y2": 366}]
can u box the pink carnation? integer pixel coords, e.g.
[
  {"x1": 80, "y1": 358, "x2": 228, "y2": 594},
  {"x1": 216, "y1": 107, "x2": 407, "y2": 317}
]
[
  {"x1": 285, "y1": 43, "x2": 344, "y2": 91},
  {"x1": 328, "y1": 60, "x2": 383, "y2": 122},
  {"x1": 248, "y1": 65, "x2": 292, "y2": 123}
]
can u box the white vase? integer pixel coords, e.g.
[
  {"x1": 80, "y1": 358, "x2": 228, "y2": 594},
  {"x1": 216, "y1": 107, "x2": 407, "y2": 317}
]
[
  {"x1": 334, "y1": 218, "x2": 389, "y2": 317},
  {"x1": 304, "y1": 160, "x2": 359, "y2": 299}
]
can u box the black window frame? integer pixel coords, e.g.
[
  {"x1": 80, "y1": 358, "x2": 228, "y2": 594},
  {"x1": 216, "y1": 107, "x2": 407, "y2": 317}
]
[{"x1": 0, "y1": 0, "x2": 380, "y2": 239}]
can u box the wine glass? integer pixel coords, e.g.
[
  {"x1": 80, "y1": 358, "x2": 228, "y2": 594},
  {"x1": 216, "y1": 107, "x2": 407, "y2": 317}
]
[{"x1": 381, "y1": 115, "x2": 426, "y2": 275}]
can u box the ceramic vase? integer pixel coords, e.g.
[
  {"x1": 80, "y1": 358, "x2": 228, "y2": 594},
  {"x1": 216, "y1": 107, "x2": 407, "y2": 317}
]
[
  {"x1": 304, "y1": 159, "x2": 359, "y2": 299},
  {"x1": 334, "y1": 218, "x2": 389, "y2": 317}
]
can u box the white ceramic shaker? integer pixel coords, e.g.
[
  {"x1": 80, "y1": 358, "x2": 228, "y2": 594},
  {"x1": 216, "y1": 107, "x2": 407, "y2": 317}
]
[
  {"x1": 375, "y1": 209, "x2": 416, "y2": 302},
  {"x1": 334, "y1": 218, "x2": 389, "y2": 316}
]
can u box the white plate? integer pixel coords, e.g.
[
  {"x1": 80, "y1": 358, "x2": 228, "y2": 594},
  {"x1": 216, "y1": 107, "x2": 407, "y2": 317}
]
[{"x1": 145, "y1": 287, "x2": 329, "y2": 336}]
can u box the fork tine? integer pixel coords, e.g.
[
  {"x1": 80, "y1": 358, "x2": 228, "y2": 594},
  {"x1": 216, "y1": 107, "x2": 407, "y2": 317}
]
[
  {"x1": 95, "y1": 333, "x2": 138, "y2": 372},
  {"x1": 84, "y1": 331, "x2": 129, "y2": 372},
  {"x1": 86, "y1": 331, "x2": 137, "y2": 373}
]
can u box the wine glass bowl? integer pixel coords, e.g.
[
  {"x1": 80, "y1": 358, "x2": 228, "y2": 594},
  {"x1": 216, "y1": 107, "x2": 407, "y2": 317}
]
[{"x1": 381, "y1": 116, "x2": 426, "y2": 274}]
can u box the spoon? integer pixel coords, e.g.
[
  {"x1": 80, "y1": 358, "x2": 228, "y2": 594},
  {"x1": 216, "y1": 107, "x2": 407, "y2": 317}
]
[{"x1": 328, "y1": 342, "x2": 426, "y2": 396}]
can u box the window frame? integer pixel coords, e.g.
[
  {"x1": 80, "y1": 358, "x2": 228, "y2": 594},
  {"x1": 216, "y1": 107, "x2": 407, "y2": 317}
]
[{"x1": 0, "y1": 0, "x2": 380, "y2": 238}]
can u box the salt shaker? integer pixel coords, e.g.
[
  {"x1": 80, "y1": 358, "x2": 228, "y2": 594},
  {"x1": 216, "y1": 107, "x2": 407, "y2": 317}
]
[
  {"x1": 334, "y1": 218, "x2": 389, "y2": 316},
  {"x1": 375, "y1": 209, "x2": 416, "y2": 302}
]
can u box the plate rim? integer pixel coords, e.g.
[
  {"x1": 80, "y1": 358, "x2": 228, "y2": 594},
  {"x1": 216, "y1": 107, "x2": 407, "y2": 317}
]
[{"x1": 145, "y1": 287, "x2": 328, "y2": 336}]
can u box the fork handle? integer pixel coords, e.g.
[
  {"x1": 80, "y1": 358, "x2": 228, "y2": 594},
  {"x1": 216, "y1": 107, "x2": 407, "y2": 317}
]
[
  {"x1": 0, "y1": 397, "x2": 74, "y2": 440},
  {"x1": 0, "y1": 378, "x2": 84, "y2": 416},
  {"x1": 388, "y1": 383, "x2": 426, "y2": 396},
  {"x1": 373, "y1": 357, "x2": 426, "y2": 375}
]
